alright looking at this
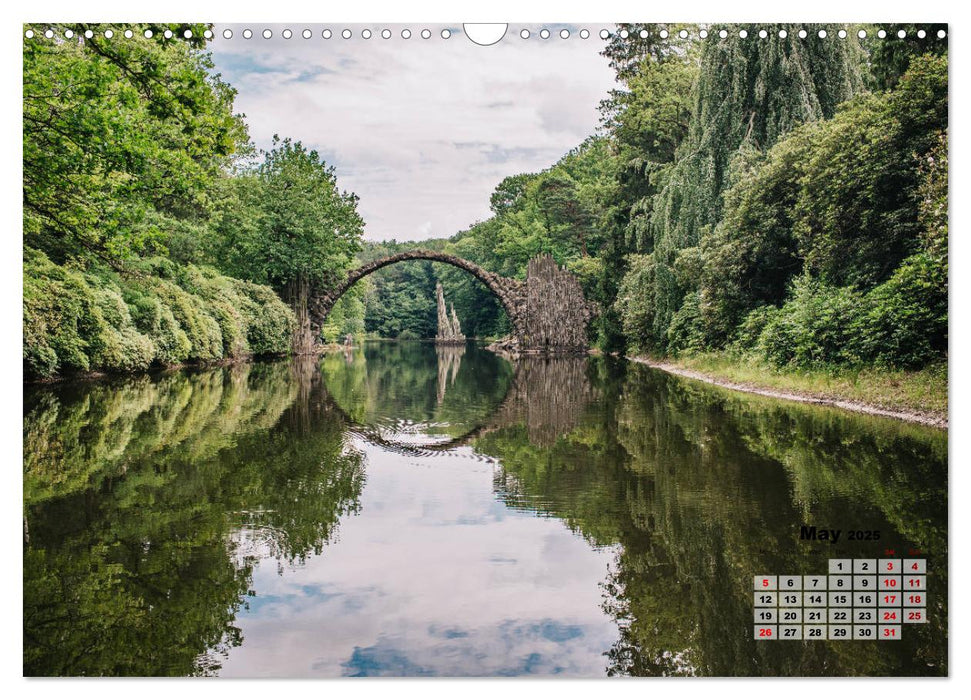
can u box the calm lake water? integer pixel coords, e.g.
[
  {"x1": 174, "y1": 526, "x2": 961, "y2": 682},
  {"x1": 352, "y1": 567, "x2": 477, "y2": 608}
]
[{"x1": 23, "y1": 341, "x2": 947, "y2": 677}]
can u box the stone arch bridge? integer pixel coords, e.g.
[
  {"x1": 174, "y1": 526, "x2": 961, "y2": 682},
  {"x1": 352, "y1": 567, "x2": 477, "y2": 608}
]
[{"x1": 310, "y1": 250, "x2": 596, "y2": 353}]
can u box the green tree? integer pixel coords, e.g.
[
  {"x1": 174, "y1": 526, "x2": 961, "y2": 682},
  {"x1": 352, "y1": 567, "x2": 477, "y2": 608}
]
[
  {"x1": 865, "y1": 23, "x2": 948, "y2": 90},
  {"x1": 693, "y1": 140, "x2": 806, "y2": 346},
  {"x1": 596, "y1": 36, "x2": 697, "y2": 349},
  {"x1": 483, "y1": 139, "x2": 613, "y2": 277},
  {"x1": 599, "y1": 23, "x2": 688, "y2": 84},
  {"x1": 792, "y1": 54, "x2": 946, "y2": 288},
  {"x1": 21, "y1": 24, "x2": 301, "y2": 379},
  {"x1": 489, "y1": 173, "x2": 533, "y2": 216},
  {"x1": 639, "y1": 25, "x2": 863, "y2": 351},
  {"x1": 211, "y1": 137, "x2": 365, "y2": 353},
  {"x1": 696, "y1": 55, "x2": 947, "y2": 365},
  {"x1": 23, "y1": 23, "x2": 245, "y2": 266}
]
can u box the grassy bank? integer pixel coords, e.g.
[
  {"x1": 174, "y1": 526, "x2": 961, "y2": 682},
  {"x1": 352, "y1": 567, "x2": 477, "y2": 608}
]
[{"x1": 630, "y1": 352, "x2": 947, "y2": 426}]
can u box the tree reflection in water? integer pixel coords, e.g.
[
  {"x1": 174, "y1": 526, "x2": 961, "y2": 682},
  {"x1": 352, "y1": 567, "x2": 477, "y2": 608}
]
[
  {"x1": 24, "y1": 361, "x2": 365, "y2": 676},
  {"x1": 475, "y1": 359, "x2": 947, "y2": 677}
]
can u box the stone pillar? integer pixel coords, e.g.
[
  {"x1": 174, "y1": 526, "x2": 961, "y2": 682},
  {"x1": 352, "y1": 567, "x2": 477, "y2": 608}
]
[
  {"x1": 524, "y1": 254, "x2": 592, "y2": 353},
  {"x1": 436, "y1": 282, "x2": 465, "y2": 343}
]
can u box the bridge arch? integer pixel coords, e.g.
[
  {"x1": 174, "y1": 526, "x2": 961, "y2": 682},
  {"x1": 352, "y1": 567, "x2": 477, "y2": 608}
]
[
  {"x1": 311, "y1": 249, "x2": 527, "y2": 338},
  {"x1": 320, "y1": 354, "x2": 595, "y2": 456}
]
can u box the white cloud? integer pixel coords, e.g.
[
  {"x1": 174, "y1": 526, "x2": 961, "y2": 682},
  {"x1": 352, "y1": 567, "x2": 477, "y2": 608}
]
[
  {"x1": 211, "y1": 25, "x2": 617, "y2": 241},
  {"x1": 218, "y1": 442, "x2": 620, "y2": 677}
]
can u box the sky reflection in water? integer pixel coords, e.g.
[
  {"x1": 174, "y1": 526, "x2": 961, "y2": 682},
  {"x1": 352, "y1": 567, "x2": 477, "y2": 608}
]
[{"x1": 223, "y1": 442, "x2": 618, "y2": 677}]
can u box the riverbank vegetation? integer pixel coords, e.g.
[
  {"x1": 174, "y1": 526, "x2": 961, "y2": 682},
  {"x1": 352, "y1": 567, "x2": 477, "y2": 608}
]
[
  {"x1": 23, "y1": 24, "x2": 362, "y2": 379},
  {"x1": 635, "y1": 354, "x2": 948, "y2": 421},
  {"x1": 24, "y1": 249, "x2": 294, "y2": 377},
  {"x1": 341, "y1": 24, "x2": 948, "y2": 412},
  {"x1": 24, "y1": 23, "x2": 948, "y2": 411}
]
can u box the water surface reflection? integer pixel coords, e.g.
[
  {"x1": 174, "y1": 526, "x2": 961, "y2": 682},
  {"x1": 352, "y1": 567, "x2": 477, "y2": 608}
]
[{"x1": 23, "y1": 342, "x2": 947, "y2": 676}]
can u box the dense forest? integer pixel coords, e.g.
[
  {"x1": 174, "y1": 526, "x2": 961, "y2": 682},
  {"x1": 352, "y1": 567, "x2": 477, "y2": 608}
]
[
  {"x1": 353, "y1": 24, "x2": 948, "y2": 375},
  {"x1": 23, "y1": 24, "x2": 365, "y2": 378},
  {"x1": 24, "y1": 24, "x2": 948, "y2": 381}
]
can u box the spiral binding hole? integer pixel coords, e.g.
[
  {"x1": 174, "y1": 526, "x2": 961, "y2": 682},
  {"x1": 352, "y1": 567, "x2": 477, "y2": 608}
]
[{"x1": 23, "y1": 25, "x2": 949, "y2": 44}]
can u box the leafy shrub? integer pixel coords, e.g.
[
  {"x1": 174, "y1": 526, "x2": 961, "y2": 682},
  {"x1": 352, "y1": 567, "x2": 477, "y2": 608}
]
[
  {"x1": 123, "y1": 286, "x2": 192, "y2": 365},
  {"x1": 147, "y1": 278, "x2": 223, "y2": 361},
  {"x1": 88, "y1": 285, "x2": 154, "y2": 372},
  {"x1": 231, "y1": 279, "x2": 296, "y2": 355},
  {"x1": 186, "y1": 265, "x2": 250, "y2": 357},
  {"x1": 24, "y1": 248, "x2": 295, "y2": 379},
  {"x1": 752, "y1": 254, "x2": 946, "y2": 370},
  {"x1": 757, "y1": 275, "x2": 866, "y2": 367},
  {"x1": 666, "y1": 292, "x2": 706, "y2": 354},
  {"x1": 854, "y1": 253, "x2": 947, "y2": 368},
  {"x1": 397, "y1": 329, "x2": 420, "y2": 340},
  {"x1": 24, "y1": 248, "x2": 97, "y2": 376},
  {"x1": 733, "y1": 305, "x2": 781, "y2": 350}
]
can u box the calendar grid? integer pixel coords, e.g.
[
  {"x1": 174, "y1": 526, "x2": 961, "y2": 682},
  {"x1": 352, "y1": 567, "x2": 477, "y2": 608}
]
[{"x1": 755, "y1": 559, "x2": 927, "y2": 640}]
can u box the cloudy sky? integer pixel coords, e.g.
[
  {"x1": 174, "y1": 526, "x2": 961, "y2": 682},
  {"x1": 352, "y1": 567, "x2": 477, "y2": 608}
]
[{"x1": 210, "y1": 24, "x2": 618, "y2": 241}]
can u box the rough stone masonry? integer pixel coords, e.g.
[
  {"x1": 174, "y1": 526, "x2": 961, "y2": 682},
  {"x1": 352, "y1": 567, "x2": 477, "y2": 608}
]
[
  {"x1": 436, "y1": 282, "x2": 465, "y2": 343},
  {"x1": 521, "y1": 254, "x2": 594, "y2": 353},
  {"x1": 312, "y1": 250, "x2": 595, "y2": 354}
]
